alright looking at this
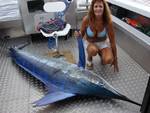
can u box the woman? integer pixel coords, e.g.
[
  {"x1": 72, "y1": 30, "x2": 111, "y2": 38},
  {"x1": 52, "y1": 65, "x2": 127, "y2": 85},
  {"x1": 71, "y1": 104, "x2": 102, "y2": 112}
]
[{"x1": 75, "y1": 0, "x2": 119, "y2": 72}]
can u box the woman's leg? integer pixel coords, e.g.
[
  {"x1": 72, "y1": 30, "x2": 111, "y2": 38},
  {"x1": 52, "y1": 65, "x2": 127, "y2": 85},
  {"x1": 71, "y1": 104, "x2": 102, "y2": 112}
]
[
  {"x1": 86, "y1": 43, "x2": 99, "y2": 69},
  {"x1": 100, "y1": 47, "x2": 114, "y2": 65}
]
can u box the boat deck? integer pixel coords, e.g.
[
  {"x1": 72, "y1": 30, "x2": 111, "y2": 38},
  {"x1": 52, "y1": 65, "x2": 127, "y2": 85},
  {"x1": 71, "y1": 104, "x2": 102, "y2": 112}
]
[{"x1": 0, "y1": 33, "x2": 149, "y2": 113}]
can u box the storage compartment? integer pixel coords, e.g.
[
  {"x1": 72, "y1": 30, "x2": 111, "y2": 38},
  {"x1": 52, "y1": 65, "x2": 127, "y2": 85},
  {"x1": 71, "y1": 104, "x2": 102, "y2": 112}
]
[{"x1": 108, "y1": 3, "x2": 150, "y2": 37}]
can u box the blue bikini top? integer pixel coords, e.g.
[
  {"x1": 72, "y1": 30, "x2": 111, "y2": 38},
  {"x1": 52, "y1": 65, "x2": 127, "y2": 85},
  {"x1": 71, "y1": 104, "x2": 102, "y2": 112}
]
[{"x1": 86, "y1": 26, "x2": 107, "y2": 38}]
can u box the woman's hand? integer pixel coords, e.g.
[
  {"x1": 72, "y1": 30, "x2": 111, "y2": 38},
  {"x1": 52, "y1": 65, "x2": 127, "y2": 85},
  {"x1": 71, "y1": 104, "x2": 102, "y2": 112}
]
[
  {"x1": 111, "y1": 57, "x2": 119, "y2": 72},
  {"x1": 74, "y1": 30, "x2": 81, "y2": 38}
]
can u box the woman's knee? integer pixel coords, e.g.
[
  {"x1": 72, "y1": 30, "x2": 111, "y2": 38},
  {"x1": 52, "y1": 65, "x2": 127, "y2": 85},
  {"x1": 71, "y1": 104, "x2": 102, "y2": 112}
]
[
  {"x1": 101, "y1": 48, "x2": 113, "y2": 64},
  {"x1": 87, "y1": 44, "x2": 98, "y2": 56},
  {"x1": 102, "y1": 56, "x2": 113, "y2": 64}
]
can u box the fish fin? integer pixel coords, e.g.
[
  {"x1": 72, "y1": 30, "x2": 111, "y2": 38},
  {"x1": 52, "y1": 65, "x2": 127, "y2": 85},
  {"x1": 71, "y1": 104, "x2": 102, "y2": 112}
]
[
  {"x1": 33, "y1": 91, "x2": 75, "y2": 107},
  {"x1": 45, "y1": 83, "x2": 61, "y2": 93}
]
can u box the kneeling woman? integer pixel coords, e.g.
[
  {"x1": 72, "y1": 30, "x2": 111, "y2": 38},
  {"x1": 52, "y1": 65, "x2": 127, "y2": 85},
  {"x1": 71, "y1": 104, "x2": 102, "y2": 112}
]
[{"x1": 75, "y1": 0, "x2": 119, "y2": 72}]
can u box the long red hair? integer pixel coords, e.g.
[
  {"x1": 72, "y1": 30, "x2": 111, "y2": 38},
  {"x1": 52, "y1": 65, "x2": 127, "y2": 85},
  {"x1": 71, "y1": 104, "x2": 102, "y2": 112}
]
[{"x1": 88, "y1": 0, "x2": 112, "y2": 37}]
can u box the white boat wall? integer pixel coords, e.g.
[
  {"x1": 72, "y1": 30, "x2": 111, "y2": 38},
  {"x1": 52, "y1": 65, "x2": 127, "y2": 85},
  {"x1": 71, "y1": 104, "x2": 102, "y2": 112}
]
[{"x1": 0, "y1": 0, "x2": 20, "y2": 21}]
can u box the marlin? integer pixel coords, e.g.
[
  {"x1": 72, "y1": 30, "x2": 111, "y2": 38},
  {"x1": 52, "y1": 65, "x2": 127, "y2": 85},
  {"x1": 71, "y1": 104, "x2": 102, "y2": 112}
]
[{"x1": 9, "y1": 43, "x2": 141, "y2": 107}]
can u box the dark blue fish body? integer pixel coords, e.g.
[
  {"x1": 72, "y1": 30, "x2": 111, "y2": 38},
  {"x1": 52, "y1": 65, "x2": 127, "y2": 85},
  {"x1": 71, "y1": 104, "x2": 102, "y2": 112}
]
[{"x1": 9, "y1": 46, "x2": 141, "y2": 107}]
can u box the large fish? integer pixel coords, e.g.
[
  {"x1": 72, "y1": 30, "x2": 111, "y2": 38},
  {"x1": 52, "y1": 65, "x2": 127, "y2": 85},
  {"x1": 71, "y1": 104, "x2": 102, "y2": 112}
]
[{"x1": 9, "y1": 44, "x2": 141, "y2": 107}]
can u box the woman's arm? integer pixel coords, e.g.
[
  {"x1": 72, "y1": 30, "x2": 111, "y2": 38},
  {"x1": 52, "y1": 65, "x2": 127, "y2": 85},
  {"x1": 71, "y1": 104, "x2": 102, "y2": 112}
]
[
  {"x1": 74, "y1": 16, "x2": 88, "y2": 38},
  {"x1": 80, "y1": 16, "x2": 88, "y2": 37},
  {"x1": 107, "y1": 21, "x2": 119, "y2": 72},
  {"x1": 107, "y1": 22, "x2": 117, "y2": 58}
]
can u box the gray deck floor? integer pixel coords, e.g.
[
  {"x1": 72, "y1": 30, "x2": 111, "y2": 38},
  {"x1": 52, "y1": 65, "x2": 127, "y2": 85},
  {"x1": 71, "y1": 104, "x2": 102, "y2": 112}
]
[{"x1": 0, "y1": 35, "x2": 149, "y2": 113}]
